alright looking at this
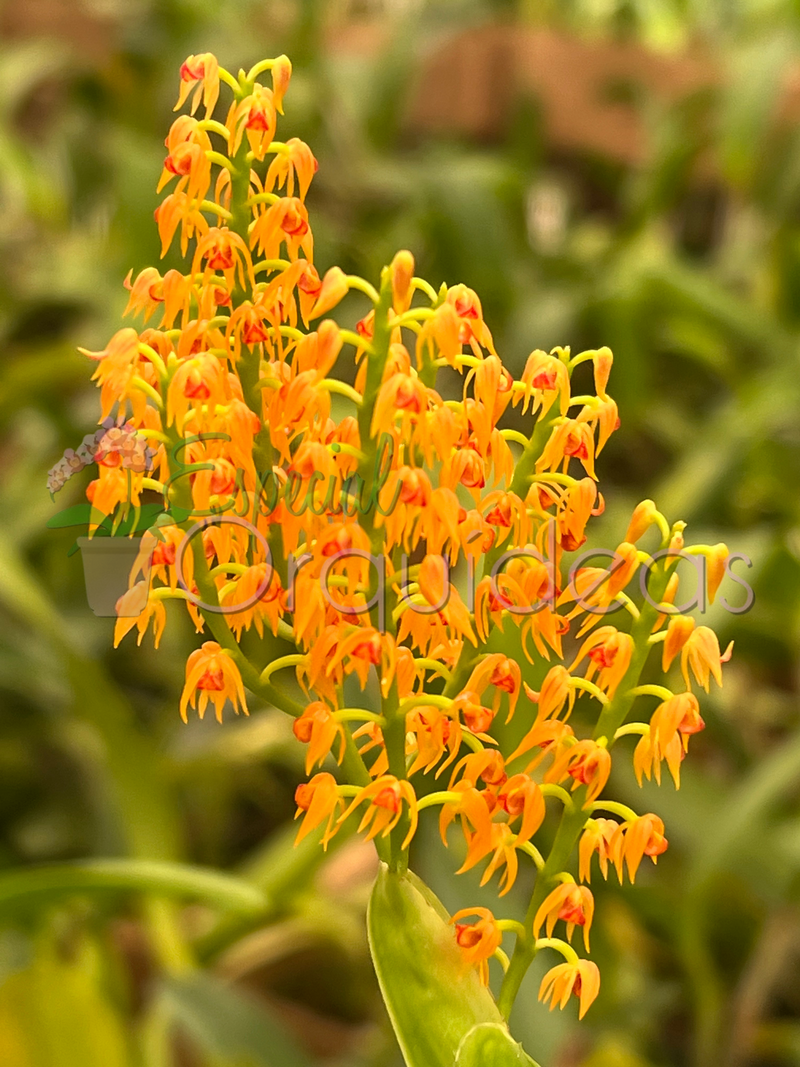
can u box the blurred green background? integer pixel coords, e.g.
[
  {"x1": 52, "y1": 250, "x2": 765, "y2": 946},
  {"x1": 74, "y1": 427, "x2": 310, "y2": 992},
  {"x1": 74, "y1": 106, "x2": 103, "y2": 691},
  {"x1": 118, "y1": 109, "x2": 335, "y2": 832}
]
[{"x1": 3, "y1": 0, "x2": 800, "y2": 1064}]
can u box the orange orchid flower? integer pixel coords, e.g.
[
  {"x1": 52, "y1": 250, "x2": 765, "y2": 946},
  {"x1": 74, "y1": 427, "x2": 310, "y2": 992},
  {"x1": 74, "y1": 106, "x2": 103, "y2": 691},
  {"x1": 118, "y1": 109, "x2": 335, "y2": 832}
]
[
  {"x1": 451, "y1": 907, "x2": 503, "y2": 986},
  {"x1": 533, "y1": 882, "x2": 594, "y2": 951},
  {"x1": 338, "y1": 775, "x2": 419, "y2": 850},
  {"x1": 294, "y1": 772, "x2": 343, "y2": 847},
  {"x1": 459, "y1": 821, "x2": 522, "y2": 897},
  {"x1": 662, "y1": 614, "x2": 695, "y2": 671},
  {"x1": 497, "y1": 774, "x2": 546, "y2": 843},
  {"x1": 681, "y1": 626, "x2": 733, "y2": 692},
  {"x1": 113, "y1": 583, "x2": 166, "y2": 649},
  {"x1": 265, "y1": 138, "x2": 319, "y2": 200},
  {"x1": 292, "y1": 701, "x2": 346, "y2": 774},
  {"x1": 539, "y1": 959, "x2": 600, "y2": 1019},
  {"x1": 175, "y1": 53, "x2": 220, "y2": 118},
  {"x1": 180, "y1": 641, "x2": 248, "y2": 723},
  {"x1": 609, "y1": 814, "x2": 668, "y2": 884},
  {"x1": 546, "y1": 739, "x2": 611, "y2": 806},
  {"x1": 578, "y1": 818, "x2": 619, "y2": 883}
]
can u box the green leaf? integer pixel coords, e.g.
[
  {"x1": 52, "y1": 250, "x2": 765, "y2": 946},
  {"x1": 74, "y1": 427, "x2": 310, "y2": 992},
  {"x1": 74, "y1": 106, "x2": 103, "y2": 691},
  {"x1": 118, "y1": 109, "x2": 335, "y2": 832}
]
[
  {"x1": 46, "y1": 504, "x2": 93, "y2": 529},
  {"x1": 0, "y1": 860, "x2": 269, "y2": 916},
  {"x1": 455, "y1": 1024, "x2": 540, "y2": 1067},
  {"x1": 160, "y1": 972, "x2": 313, "y2": 1067},
  {"x1": 368, "y1": 864, "x2": 534, "y2": 1067}
]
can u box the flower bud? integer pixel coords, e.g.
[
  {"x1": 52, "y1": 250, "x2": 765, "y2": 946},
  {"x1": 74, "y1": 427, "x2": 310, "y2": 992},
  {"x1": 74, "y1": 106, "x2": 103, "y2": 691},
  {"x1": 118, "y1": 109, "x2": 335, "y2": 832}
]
[
  {"x1": 662, "y1": 614, "x2": 695, "y2": 671},
  {"x1": 271, "y1": 55, "x2": 292, "y2": 114},
  {"x1": 593, "y1": 346, "x2": 613, "y2": 397},
  {"x1": 390, "y1": 250, "x2": 415, "y2": 314},
  {"x1": 706, "y1": 543, "x2": 729, "y2": 604},
  {"x1": 625, "y1": 499, "x2": 657, "y2": 543},
  {"x1": 310, "y1": 266, "x2": 349, "y2": 319}
]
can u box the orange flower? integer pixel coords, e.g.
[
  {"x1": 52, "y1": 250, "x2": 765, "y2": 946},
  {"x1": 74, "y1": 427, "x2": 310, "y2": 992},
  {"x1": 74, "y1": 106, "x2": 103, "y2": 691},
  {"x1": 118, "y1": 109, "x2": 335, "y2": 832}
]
[
  {"x1": 546, "y1": 739, "x2": 611, "y2": 806},
  {"x1": 681, "y1": 626, "x2": 733, "y2": 692},
  {"x1": 193, "y1": 226, "x2": 254, "y2": 292},
  {"x1": 572, "y1": 627, "x2": 633, "y2": 699},
  {"x1": 578, "y1": 818, "x2": 619, "y2": 883},
  {"x1": 175, "y1": 53, "x2": 220, "y2": 118},
  {"x1": 180, "y1": 641, "x2": 248, "y2": 722},
  {"x1": 265, "y1": 138, "x2": 319, "y2": 200},
  {"x1": 113, "y1": 582, "x2": 166, "y2": 649},
  {"x1": 445, "y1": 283, "x2": 495, "y2": 354},
  {"x1": 557, "y1": 478, "x2": 600, "y2": 551},
  {"x1": 154, "y1": 190, "x2": 209, "y2": 257},
  {"x1": 222, "y1": 564, "x2": 283, "y2": 640},
  {"x1": 534, "y1": 882, "x2": 594, "y2": 951},
  {"x1": 579, "y1": 394, "x2": 619, "y2": 454},
  {"x1": 462, "y1": 654, "x2": 521, "y2": 721},
  {"x1": 372, "y1": 372, "x2": 432, "y2": 438},
  {"x1": 250, "y1": 197, "x2": 313, "y2": 262},
  {"x1": 167, "y1": 352, "x2": 230, "y2": 432},
  {"x1": 327, "y1": 626, "x2": 397, "y2": 691},
  {"x1": 459, "y1": 822, "x2": 522, "y2": 896},
  {"x1": 450, "y1": 907, "x2": 502, "y2": 985},
  {"x1": 517, "y1": 349, "x2": 570, "y2": 416},
  {"x1": 497, "y1": 774, "x2": 545, "y2": 843},
  {"x1": 650, "y1": 692, "x2": 705, "y2": 756},
  {"x1": 450, "y1": 690, "x2": 495, "y2": 737},
  {"x1": 609, "y1": 815, "x2": 668, "y2": 883},
  {"x1": 448, "y1": 750, "x2": 507, "y2": 791},
  {"x1": 467, "y1": 354, "x2": 513, "y2": 422},
  {"x1": 416, "y1": 301, "x2": 462, "y2": 366},
  {"x1": 86, "y1": 465, "x2": 144, "y2": 523},
  {"x1": 633, "y1": 730, "x2": 684, "y2": 789},
  {"x1": 80, "y1": 327, "x2": 145, "y2": 420},
  {"x1": 158, "y1": 116, "x2": 212, "y2": 202},
  {"x1": 438, "y1": 778, "x2": 494, "y2": 847},
  {"x1": 445, "y1": 448, "x2": 486, "y2": 494},
  {"x1": 539, "y1": 959, "x2": 600, "y2": 1019},
  {"x1": 537, "y1": 665, "x2": 576, "y2": 722},
  {"x1": 353, "y1": 721, "x2": 389, "y2": 779},
  {"x1": 560, "y1": 546, "x2": 640, "y2": 636},
  {"x1": 405, "y1": 707, "x2": 461, "y2": 777},
  {"x1": 227, "y1": 83, "x2": 277, "y2": 158},
  {"x1": 124, "y1": 267, "x2": 165, "y2": 323},
  {"x1": 294, "y1": 772, "x2": 342, "y2": 847},
  {"x1": 537, "y1": 419, "x2": 596, "y2": 480},
  {"x1": 339, "y1": 775, "x2": 419, "y2": 850},
  {"x1": 292, "y1": 702, "x2": 346, "y2": 774},
  {"x1": 662, "y1": 614, "x2": 695, "y2": 671},
  {"x1": 509, "y1": 715, "x2": 575, "y2": 769}
]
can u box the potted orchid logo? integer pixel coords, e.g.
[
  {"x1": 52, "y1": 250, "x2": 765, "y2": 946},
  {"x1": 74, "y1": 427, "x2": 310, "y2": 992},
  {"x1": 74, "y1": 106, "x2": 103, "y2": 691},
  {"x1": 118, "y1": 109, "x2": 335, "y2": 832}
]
[{"x1": 47, "y1": 416, "x2": 163, "y2": 615}]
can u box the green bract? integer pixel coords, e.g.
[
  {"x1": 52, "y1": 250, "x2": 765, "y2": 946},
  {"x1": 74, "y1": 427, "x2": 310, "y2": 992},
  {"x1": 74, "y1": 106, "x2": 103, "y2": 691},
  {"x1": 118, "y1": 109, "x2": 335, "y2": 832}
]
[{"x1": 367, "y1": 864, "x2": 540, "y2": 1067}]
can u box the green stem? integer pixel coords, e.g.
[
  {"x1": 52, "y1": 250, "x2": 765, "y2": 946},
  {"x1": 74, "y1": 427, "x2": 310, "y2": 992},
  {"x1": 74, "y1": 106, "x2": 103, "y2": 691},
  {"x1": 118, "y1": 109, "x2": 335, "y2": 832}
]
[
  {"x1": 482, "y1": 400, "x2": 562, "y2": 580},
  {"x1": 341, "y1": 727, "x2": 391, "y2": 865},
  {"x1": 355, "y1": 269, "x2": 394, "y2": 543},
  {"x1": 381, "y1": 683, "x2": 409, "y2": 873},
  {"x1": 497, "y1": 797, "x2": 588, "y2": 1017}
]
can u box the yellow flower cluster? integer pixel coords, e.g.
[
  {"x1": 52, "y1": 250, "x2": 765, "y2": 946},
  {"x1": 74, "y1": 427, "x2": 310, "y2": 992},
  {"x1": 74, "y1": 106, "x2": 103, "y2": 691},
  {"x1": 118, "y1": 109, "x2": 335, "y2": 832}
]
[{"x1": 80, "y1": 52, "x2": 733, "y2": 1022}]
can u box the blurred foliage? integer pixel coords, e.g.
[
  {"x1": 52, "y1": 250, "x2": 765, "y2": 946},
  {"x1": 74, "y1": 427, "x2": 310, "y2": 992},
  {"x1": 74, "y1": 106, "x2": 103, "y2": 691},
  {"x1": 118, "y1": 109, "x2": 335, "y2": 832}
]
[{"x1": 3, "y1": 0, "x2": 800, "y2": 1065}]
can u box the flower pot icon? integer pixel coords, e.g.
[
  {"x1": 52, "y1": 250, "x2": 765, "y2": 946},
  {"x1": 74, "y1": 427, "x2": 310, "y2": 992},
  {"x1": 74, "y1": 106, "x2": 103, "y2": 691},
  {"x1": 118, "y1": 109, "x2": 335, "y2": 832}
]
[{"x1": 77, "y1": 537, "x2": 153, "y2": 617}]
